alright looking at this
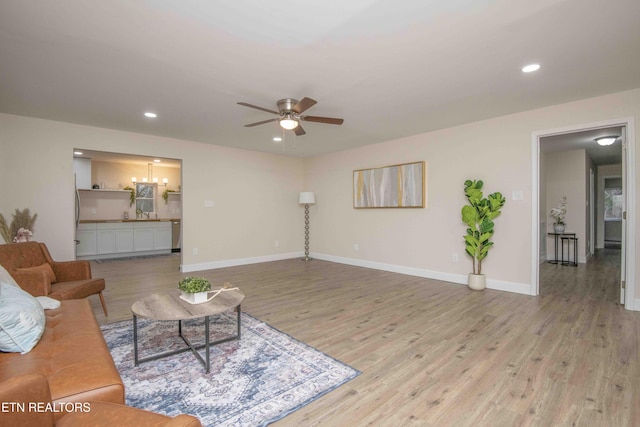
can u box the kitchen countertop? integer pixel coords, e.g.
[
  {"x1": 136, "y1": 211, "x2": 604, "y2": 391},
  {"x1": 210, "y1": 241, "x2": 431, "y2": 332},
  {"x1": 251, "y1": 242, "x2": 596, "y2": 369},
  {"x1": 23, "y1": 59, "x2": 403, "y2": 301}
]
[{"x1": 79, "y1": 218, "x2": 181, "y2": 223}]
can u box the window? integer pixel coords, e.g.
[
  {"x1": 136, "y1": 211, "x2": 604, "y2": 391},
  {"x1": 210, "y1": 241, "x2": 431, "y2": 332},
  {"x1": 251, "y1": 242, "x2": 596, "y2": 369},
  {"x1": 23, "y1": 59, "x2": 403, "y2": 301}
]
[
  {"x1": 604, "y1": 187, "x2": 623, "y2": 221},
  {"x1": 135, "y1": 183, "x2": 155, "y2": 214}
]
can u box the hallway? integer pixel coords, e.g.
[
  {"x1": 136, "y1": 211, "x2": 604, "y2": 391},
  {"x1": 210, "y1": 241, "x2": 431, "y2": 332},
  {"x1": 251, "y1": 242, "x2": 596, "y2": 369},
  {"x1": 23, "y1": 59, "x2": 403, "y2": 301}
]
[{"x1": 540, "y1": 248, "x2": 621, "y2": 304}]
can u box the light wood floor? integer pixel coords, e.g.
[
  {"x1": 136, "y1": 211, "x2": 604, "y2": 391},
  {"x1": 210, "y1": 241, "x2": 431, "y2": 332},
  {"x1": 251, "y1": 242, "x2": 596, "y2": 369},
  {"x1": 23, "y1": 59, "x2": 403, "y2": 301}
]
[{"x1": 87, "y1": 251, "x2": 639, "y2": 426}]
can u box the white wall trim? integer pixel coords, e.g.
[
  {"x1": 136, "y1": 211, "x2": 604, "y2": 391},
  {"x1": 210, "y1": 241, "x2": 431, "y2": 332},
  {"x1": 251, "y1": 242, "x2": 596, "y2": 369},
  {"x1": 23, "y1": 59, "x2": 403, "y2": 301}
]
[
  {"x1": 634, "y1": 298, "x2": 640, "y2": 311},
  {"x1": 532, "y1": 116, "x2": 636, "y2": 309},
  {"x1": 181, "y1": 252, "x2": 302, "y2": 273},
  {"x1": 313, "y1": 253, "x2": 531, "y2": 295}
]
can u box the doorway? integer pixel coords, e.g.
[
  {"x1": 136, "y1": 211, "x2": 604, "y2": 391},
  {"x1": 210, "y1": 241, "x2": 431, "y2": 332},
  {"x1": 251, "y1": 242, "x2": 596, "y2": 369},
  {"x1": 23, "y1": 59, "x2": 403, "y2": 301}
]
[
  {"x1": 72, "y1": 149, "x2": 183, "y2": 266},
  {"x1": 531, "y1": 118, "x2": 636, "y2": 310}
]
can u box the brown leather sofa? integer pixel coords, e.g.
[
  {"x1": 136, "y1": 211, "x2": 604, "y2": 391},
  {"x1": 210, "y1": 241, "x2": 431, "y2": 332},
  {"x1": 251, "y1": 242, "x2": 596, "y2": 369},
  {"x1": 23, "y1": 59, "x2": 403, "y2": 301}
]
[
  {"x1": 0, "y1": 297, "x2": 202, "y2": 426},
  {"x1": 0, "y1": 373, "x2": 202, "y2": 427},
  {"x1": 0, "y1": 242, "x2": 108, "y2": 315},
  {"x1": 0, "y1": 299, "x2": 124, "y2": 416}
]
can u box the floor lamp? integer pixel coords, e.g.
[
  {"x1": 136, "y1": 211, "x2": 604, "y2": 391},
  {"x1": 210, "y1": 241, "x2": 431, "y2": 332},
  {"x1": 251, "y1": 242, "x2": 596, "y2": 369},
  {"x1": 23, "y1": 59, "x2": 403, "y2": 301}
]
[{"x1": 299, "y1": 192, "x2": 315, "y2": 261}]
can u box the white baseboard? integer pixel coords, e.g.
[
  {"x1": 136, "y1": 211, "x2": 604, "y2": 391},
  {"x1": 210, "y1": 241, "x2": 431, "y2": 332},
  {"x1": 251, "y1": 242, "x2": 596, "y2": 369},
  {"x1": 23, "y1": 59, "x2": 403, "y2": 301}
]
[
  {"x1": 181, "y1": 252, "x2": 302, "y2": 273},
  {"x1": 312, "y1": 253, "x2": 532, "y2": 295},
  {"x1": 634, "y1": 298, "x2": 640, "y2": 311},
  {"x1": 182, "y1": 251, "x2": 532, "y2": 296}
]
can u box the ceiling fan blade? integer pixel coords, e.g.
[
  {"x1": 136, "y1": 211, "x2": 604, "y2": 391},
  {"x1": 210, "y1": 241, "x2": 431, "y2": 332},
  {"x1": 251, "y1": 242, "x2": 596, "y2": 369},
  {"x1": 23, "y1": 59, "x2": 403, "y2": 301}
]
[
  {"x1": 294, "y1": 124, "x2": 306, "y2": 136},
  {"x1": 301, "y1": 115, "x2": 344, "y2": 125},
  {"x1": 292, "y1": 97, "x2": 317, "y2": 114},
  {"x1": 237, "y1": 102, "x2": 279, "y2": 115},
  {"x1": 244, "y1": 118, "x2": 279, "y2": 127}
]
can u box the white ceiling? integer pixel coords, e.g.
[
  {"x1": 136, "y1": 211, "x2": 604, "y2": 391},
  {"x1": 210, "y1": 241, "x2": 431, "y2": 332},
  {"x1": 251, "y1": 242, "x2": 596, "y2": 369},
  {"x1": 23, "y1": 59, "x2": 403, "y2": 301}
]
[
  {"x1": 541, "y1": 126, "x2": 623, "y2": 166},
  {"x1": 1, "y1": 0, "x2": 639, "y2": 158}
]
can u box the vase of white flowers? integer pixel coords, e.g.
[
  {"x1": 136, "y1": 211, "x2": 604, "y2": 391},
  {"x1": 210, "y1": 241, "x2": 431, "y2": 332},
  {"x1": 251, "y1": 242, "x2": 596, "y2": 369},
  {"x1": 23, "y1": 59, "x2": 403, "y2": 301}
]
[{"x1": 550, "y1": 196, "x2": 567, "y2": 233}]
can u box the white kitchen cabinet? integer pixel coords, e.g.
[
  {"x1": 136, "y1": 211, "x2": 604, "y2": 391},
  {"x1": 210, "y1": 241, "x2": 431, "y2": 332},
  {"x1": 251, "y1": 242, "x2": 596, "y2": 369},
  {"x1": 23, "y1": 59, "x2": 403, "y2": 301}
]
[
  {"x1": 77, "y1": 221, "x2": 170, "y2": 259},
  {"x1": 153, "y1": 226, "x2": 172, "y2": 250},
  {"x1": 116, "y1": 228, "x2": 134, "y2": 253},
  {"x1": 76, "y1": 223, "x2": 97, "y2": 257},
  {"x1": 97, "y1": 229, "x2": 116, "y2": 254},
  {"x1": 73, "y1": 158, "x2": 92, "y2": 190},
  {"x1": 134, "y1": 228, "x2": 154, "y2": 251}
]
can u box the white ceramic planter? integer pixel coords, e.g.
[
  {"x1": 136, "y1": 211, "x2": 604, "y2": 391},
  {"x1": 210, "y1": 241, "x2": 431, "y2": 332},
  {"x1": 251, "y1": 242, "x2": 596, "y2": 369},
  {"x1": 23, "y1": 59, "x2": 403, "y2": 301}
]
[
  {"x1": 467, "y1": 273, "x2": 486, "y2": 291},
  {"x1": 180, "y1": 290, "x2": 210, "y2": 304},
  {"x1": 554, "y1": 224, "x2": 566, "y2": 233}
]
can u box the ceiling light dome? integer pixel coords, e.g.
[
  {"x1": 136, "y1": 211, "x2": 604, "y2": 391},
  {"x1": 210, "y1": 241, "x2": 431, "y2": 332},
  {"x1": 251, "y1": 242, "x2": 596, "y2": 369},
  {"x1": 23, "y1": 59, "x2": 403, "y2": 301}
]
[
  {"x1": 279, "y1": 115, "x2": 299, "y2": 130},
  {"x1": 522, "y1": 63, "x2": 540, "y2": 73},
  {"x1": 595, "y1": 136, "x2": 618, "y2": 146}
]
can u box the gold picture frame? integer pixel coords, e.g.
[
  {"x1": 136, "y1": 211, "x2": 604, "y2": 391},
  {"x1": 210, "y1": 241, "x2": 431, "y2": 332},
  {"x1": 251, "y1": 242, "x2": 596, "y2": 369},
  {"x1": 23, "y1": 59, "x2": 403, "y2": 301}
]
[{"x1": 353, "y1": 161, "x2": 425, "y2": 208}]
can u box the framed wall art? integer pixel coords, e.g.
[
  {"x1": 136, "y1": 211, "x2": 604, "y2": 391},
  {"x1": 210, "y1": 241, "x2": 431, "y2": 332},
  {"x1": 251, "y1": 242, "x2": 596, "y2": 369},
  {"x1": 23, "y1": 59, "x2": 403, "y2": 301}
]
[{"x1": 353, "y1": 161, "x2": 425, "y2": 208}]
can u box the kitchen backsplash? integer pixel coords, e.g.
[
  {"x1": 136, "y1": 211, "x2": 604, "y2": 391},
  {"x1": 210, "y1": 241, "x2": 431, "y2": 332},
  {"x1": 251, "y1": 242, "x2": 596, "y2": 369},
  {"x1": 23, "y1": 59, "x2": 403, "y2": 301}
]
[
  {"x1": 78, "y1": 189, "x2": 181, "y2": 220},
  {"x1": 78, "y1": 160, "x2": 182, "y2": 221}
]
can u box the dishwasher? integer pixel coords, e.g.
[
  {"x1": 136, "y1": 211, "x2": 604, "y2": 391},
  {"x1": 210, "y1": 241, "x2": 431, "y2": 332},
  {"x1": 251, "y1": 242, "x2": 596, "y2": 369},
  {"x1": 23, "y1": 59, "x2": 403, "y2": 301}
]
[{"x1": 171, "y1": 220, "x2": 181, "y2": 253}]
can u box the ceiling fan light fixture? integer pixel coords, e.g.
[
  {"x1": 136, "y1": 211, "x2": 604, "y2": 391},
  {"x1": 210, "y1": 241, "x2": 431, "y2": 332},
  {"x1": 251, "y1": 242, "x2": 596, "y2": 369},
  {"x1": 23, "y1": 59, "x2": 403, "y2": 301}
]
[
  {"x1": 595, "y1": 136, "x2": 617, "y2": 146},
  {"x1": 279, "y1": 116, "x2": 298, "y2": 130}
]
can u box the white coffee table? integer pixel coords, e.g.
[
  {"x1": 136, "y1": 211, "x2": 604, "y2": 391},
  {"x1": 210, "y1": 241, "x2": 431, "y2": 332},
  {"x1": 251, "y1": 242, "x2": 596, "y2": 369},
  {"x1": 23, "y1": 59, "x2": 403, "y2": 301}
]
[{"x1": 131, "y1": 288, "x2": 244, "y2": 373}]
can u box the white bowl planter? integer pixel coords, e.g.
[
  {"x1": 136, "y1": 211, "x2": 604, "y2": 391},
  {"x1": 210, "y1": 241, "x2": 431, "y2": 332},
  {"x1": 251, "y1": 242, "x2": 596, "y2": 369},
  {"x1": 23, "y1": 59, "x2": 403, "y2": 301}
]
[
  {"x1": 180, "y1": 290, "x2": 210, "y2": 304},
  {"x1": 467, "y1": 274, "x2": 486, "y2": 291}
]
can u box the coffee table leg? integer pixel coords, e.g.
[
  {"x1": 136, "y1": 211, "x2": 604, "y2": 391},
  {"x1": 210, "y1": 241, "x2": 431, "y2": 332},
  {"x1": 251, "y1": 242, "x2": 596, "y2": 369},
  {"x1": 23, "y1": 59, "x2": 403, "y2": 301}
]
[
  {"x1": 205, "y1": 315, "x2": 210, "y2": 373},
  {"x1": 237, "y1": 304, "x2": 242, "y2": 339},
  {"x1": 133, "y1": 314, "x2": 139, "y2": 366}
]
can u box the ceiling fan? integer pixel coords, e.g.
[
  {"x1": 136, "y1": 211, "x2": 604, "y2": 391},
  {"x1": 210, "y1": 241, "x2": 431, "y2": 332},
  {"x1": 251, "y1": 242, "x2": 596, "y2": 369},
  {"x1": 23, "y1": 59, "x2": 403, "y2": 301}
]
[{"x1": 237, "y1": 97, "x2": 344, "y2": 136}]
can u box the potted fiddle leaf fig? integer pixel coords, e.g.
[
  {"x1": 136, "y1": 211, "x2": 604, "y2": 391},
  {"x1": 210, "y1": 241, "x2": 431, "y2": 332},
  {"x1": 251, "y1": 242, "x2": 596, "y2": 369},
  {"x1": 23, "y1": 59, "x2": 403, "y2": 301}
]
[
  {"x1": 178, "y1": 277, "x2": 212, "y2": 304},
  {"x1": 461, "y1": 179, "x2": 506, "y2": 290}
]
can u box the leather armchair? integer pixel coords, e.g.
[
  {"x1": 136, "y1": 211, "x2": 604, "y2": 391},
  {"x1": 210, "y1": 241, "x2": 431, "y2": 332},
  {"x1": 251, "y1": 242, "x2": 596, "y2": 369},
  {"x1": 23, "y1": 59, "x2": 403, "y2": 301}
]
[{"x1": 0, "y1": 242, "x2": 108, "y2": 315}]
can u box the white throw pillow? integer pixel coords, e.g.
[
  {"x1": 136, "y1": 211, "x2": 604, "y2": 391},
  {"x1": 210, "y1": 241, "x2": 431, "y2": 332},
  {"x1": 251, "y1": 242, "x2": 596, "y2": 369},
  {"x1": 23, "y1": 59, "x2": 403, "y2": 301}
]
[
  {"x1": 35, "y1": 296, "x2": 61, "y2": 310},
  {"x1": 0, "y1": 282, "x2": 46, "y2": 354},
  {"x1": 0, "y1": 264, "x2": 19, "y2": 288}
]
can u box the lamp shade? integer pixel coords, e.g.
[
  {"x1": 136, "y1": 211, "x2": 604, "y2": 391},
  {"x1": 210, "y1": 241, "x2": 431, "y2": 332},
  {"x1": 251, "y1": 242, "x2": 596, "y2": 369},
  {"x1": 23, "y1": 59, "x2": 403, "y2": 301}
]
[{"x1": 299, "y1": 192, "x2": 316, "y2": 204}]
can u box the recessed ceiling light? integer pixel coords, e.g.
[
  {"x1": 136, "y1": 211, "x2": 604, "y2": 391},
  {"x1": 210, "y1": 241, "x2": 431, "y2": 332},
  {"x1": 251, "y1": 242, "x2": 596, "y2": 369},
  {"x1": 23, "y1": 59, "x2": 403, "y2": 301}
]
[
  {"x1": 595, "y1": 136, "x2": 618, "y2": 146},
  {"x1": 74, "y1": 151, "x2": 83, "y2": 155},
  {"x1": 522, "y1": 63, "x2": 541, "y2": 73},
  {"x1": 273, "y1": 137, "x2": 283, "y2": 142},
  {"x1": 144, "y1": 112, "x2": 157, "y2": 118},
  {"x1": 153, "y1": 159, "x2": 161, "y2": 163}
]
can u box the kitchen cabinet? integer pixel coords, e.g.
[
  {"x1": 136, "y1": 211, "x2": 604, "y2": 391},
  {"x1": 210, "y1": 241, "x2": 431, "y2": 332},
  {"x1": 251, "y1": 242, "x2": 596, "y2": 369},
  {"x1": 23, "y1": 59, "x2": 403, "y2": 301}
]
[
  {"x1": 76, "y1": 223, "x2": 97, "y2": 256},
  {"x1": 133, "y1": 228, "x2": 154, "y2": 251},
  {"x1": 116, "y1": 229, "x2": 134, "y2": 253},
  {"x1": 73, "y1": 158, "x2": 92, "y2": 190},
  {"x1": 154, "y1": 226, "x2": 172, "y2": 251},
  {"x1": 77, "y1": 221, "x2": 171, "y2": 259}
]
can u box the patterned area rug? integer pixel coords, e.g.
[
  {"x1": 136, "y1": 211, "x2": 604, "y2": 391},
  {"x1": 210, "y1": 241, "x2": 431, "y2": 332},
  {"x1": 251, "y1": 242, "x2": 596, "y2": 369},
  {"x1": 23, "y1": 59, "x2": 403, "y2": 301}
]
[{"x1": 101, "y1": 313, "x2": 360, "y2": 426}]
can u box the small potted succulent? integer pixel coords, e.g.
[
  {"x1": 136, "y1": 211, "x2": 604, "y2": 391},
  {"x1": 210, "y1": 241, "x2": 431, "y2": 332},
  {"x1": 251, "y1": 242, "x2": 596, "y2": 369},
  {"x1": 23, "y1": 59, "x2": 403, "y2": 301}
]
[{"x1": 178, "y1": 277, "x2": 212, "y2": 304}]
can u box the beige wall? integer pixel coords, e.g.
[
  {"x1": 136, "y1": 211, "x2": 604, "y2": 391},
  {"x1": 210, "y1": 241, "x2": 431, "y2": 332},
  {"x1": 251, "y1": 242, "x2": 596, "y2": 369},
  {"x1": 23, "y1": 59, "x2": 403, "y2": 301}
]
[
  {"x1": 2, "y1": 88, "x2": 640, "y2": 304},
  {"x1": 545, "y1": 149, "x2": 586, "y2": 262},
  {"x1": 304, "y1": 88, "x2": 640, "y2": 301},
  {"x1": 0, "y1": 113, "x2": 305, "y2": 271}
]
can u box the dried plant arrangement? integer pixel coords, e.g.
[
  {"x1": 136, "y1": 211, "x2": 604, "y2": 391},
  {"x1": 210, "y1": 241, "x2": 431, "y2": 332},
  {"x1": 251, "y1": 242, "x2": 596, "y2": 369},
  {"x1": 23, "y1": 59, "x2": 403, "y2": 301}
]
[
  {"x1": 0, "y1": 208, "x2": 38, "y2": 243},
  {"x1": 0, "y1": 214, "x2": 9, "y2": 243}
]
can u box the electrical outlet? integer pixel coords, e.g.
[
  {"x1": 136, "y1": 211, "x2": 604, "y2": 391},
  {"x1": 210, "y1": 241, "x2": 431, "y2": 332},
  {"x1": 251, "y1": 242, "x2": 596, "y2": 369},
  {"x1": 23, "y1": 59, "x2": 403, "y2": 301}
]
[
  {"x1": 452, "y1": 253, "x2": 459, "y2": 263},
  {"x1": 192, "y1": 247, "x2": 199, "y2": 255},
  {"x1": 204, "y1": 200, "x2": 215, "y2": 208},
  {"x1": 354, "y1": 243, "x2": 359, "y2": 251},
  {"x1": 91, "y1": 208, "x2": 96, "y2": 215},
  {"x1": 274, "y1": 240, "x2": 279, "y2": 248},
  {"x1": 512, "y1": 190, "x2": 523, "y2": 201}
]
